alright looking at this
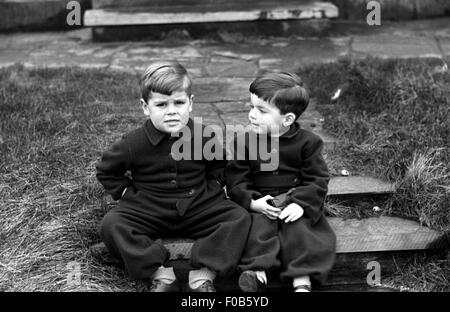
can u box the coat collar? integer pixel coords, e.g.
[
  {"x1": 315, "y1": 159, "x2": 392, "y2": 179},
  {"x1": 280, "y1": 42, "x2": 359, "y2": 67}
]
[
  {"x1": 280, "y1": 121, "x2": 301, "y2": 139},
  {"x1": 249, "y1": 121, "x2": 300, "y2": 142},
  {"x1": 144, "y1": 118, "x2": 194, "y2": 146}
]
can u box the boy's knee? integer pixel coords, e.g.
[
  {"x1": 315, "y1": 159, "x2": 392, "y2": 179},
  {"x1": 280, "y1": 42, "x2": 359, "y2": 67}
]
[{"x1": 99, "y1": 211, "x2": 121, "y2": 239}]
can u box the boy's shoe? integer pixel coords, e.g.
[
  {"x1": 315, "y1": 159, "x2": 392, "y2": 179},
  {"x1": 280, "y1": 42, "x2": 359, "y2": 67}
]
[
  {"x1": 238, "y1": 270, "x2": 267, "y2": 292},
  {"x1": 149, "y1": 279, "x2": 181, "y2": 292},
  {"x1": 186, "y1": 280, "x2": 216, "y2": 292}
]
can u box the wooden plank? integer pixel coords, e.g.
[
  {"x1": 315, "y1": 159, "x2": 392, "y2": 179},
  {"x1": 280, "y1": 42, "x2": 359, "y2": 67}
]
[
  {"x1": 84, "y1": 2, "x2": 338, "y2": 26},
  {"x1": 328, "y1": 176, "x2": 395, "y2": 196},
  {"x1": 163, "y1": 239, "x2": 193, "y2": 260},
  {"x1": 330, "y1": 216, "x2": 448, "y2": 253},
  {"x1": 91, "y1": 0, "x2": 335, "y2": 12},
  {"x1": 90, "y1": 217, "x2": 448, "y2": 263},
  {"x1": 93, "y1": 0, "x2": 325, "y2": 10}
]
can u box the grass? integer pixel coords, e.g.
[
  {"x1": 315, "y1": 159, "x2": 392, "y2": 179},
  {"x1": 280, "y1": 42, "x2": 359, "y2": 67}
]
[
  {"x1": 297, "y1": 57, "x2": 450, "y2": 233},
  {"x1": 382, "y1": 252, "x2": 450, "y2": 292},
  {"x1": 298, "y1": 57, "x2": 449, "y2": 292},
  {"x1": 0, "y1": 57, "x2": 448, "y2": 291},
  {"x1": 0, "y1": 65, "x2": 147, "y2": 291}
]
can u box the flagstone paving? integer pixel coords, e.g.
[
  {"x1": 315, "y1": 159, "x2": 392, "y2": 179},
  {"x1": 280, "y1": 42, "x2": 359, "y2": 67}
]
[{"x1": 1, "y1": 18, "x2": 449, "y2": 159}]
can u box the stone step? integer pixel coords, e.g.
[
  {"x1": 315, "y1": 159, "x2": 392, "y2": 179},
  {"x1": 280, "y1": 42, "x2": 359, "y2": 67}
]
[
  {"x1": 90, "y1": 0, "x2": 450, "y2": 22},
  {"x1": 84, "y1": 1, "x2": 338, "y2": 26}
]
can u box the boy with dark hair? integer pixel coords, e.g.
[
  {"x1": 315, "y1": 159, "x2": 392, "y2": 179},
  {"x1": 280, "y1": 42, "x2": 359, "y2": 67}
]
[
  {"x1": 96, "y1": 61, "x2": 250, "y2": 292},
  {"x1": 226, "y1": 71, "x2": 336, "y2": 292}
]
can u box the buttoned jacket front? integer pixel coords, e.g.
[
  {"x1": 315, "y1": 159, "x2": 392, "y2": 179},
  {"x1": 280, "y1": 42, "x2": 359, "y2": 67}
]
[
  {"x1": 96, "y1": 118, "x2": 226, "y2": 216},
  {"x1": 226, "y1": 122, "x2": 330, "y2": 224}
]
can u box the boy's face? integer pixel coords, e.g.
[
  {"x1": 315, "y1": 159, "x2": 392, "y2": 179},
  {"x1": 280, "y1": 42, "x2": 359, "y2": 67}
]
[
  {"x1": 141, "y1": 90, "x2": 193, "y2": 134},
  {"x1": 247, "y1": 93, "x2": 293, "y2": 136}
]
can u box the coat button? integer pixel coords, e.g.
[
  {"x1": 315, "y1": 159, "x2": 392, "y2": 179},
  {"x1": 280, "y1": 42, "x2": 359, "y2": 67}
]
[
  {"x1": 294, "y1": 178, "x2": 299, "y2": 183},
  {"x1": 170, "y1": 179, "x2": 177, "y2": 185}
]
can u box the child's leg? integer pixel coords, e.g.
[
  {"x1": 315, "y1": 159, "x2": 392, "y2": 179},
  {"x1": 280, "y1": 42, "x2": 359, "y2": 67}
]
[
  {"x1": 99, "y1": 208, "x2": 171, "y2": 280},
  {"x1": 180, "y1": 199, "x2": 251, "y2": 277},
  {"x1": 237, "y1": 213, "x2": 279, "y2": 291},
  {"x1": 239, "y1": 212, "x2": 280, "y2": 273},
  {"x1": 278, "y1": 216, "x2": 336, "y2": 287}
]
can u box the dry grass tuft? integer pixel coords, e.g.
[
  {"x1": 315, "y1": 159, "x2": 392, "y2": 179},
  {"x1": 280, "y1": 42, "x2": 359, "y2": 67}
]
[
  {"x1": 389, "y1": 151, "x2": 450, "y2": 232},
  {"x1": 382, "y1": 253, "x2": 450, "y2": 292}
]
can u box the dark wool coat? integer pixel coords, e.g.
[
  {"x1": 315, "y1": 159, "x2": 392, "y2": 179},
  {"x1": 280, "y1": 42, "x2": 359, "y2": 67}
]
[
  {"x1": 96, "y1": 118, "x2": 250, "y2": 279},
  {"x1": 226, "y1": 122, "x2": 336, "y2": 283},
  {"x1": 96, "y1": 118, "x2": 226, "y2": 215}
]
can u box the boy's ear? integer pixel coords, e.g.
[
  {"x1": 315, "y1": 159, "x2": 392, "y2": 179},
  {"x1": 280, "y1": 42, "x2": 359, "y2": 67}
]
[
  {"x1": 283, "y1": 112, "x2": 297, "y2": 127},
  {"x1": 141, "y1": 98, "x2": 150, "y2": 116}
]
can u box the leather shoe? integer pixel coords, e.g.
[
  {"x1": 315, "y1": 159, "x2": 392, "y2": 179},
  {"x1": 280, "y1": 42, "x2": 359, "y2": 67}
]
[
  {"x1": 149, "y1": 279, "x2": 181, "y2": 292},
  {"x1": 186, "y1": 280, "x2": 216, "y2": 292},
  {"x1": 238, "y1": 270, "x2": 267, "y2": 292}
]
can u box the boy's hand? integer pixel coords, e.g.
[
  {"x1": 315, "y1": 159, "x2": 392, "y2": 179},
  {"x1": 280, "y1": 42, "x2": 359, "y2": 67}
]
[
  {"x1": 278, "y1": 203, "x2": 304, "y2": 223},
  {"x1": 250, "y1": 195, "x2": 281, "y2": 220}
]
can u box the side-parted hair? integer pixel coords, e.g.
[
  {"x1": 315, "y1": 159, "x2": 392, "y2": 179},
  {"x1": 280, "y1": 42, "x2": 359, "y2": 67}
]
[
  {"x1": 249, "y1": 70, "x2": 309, "y2": 119},
  {"x1": 140, "y1": 61, "x2": 192, "y2": 102}
]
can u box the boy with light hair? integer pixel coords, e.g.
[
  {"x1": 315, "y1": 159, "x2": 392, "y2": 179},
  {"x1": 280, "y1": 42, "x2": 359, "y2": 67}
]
[{"x1": 96, "y1": 61, "x2": 250, "y2": 292}]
